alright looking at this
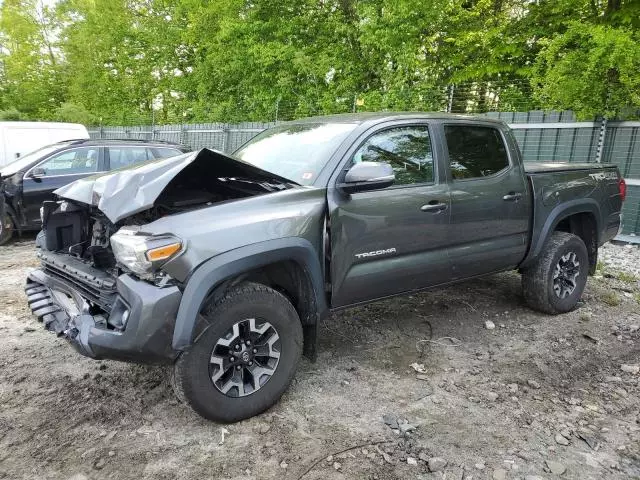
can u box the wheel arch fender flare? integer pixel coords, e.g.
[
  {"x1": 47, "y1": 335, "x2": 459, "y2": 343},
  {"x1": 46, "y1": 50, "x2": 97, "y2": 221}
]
[
  {"x1": 521, "y1": 198, "x2": 601, "y2": 269},
  {"x1": 172, "y1": 237, "x2": 327, "y2": 351}
]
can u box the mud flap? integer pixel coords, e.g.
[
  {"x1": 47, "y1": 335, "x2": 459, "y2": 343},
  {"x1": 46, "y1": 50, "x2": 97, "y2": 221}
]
[{"x1": 303, "y1": 323, "x2": 317, "y2": 362}]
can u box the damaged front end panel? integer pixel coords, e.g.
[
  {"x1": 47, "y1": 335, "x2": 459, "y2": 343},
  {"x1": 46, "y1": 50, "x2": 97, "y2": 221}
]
[
  {"x1": 25, "y1": 148, "x2": 296, "y2": 362},
  {"x1": 25, "y1": 198, "x2": 184, "y2": 362}
]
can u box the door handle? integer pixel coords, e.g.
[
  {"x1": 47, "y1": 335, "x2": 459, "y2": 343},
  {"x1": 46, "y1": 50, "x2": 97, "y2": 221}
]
[
  {"x1": 503, "y1": 192, "x2": 523, "y2": 202},
  {"x1": 421, "y1": 201, "x2": 448, "y2": 213}
]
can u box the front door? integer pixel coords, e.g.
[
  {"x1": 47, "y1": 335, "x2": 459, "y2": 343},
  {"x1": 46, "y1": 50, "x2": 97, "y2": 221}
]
[
  {"x1": 21, "y1": 146, "x2": 103, "y2": 227},
  {"x1": 443, "y1": 124, "x2": 530, "y2": 279},
  {"x1": 328, "y1": 123, "x2": 452, "y2": 308}
]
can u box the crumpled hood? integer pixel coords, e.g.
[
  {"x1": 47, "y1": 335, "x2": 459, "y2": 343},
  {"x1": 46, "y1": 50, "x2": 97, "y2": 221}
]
[{"x1": 54, "y1": 148, "x2": 296, "y2": 223}]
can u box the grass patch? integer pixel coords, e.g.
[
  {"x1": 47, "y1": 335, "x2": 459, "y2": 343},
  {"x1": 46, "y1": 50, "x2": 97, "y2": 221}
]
[
  {"x1": 635, "y1": 293, "x2": 640, "y2": 305},
  {"x1": 617, "y1": 271, "x2": 638, "y2": 283},
  {"x1": 601, "y1": 291, "x2": 621, "y2": 307}
]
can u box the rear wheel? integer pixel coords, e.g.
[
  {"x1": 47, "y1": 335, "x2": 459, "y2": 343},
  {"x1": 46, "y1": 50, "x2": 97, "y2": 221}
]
[
  {"x1": 173, "y1": 282, "x2": 303, "y2": 423},
  {"x1": 522, "y1": 232, "x2": 589, "y2": 314},
  {"x1": 0, "y1": 212, "x2": 14, "y2": 246}
]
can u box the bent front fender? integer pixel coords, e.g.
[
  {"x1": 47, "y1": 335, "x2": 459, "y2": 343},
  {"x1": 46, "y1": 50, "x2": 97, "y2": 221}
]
[{"x1": 172, "y1": 237, "x2": 327, "y2": 351}]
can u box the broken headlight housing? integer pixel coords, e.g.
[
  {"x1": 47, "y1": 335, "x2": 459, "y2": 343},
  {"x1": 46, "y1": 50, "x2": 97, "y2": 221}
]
[{"x1": 110, "y1": 226, "x2": 183, "y2": 278}]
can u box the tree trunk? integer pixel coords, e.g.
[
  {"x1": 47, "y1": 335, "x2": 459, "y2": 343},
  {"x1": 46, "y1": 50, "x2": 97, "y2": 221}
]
[{"x1": 606, "y1": 0, "x2": 621, "y2": 14}]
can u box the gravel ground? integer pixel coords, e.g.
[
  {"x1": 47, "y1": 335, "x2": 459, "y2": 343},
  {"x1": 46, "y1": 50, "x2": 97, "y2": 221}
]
[
  {"x1": 0, "y1": 238, "x2": 639, "y2": 480},
  {"x1": 600, "y1": 242, "x2": 640, "y2": 278}
]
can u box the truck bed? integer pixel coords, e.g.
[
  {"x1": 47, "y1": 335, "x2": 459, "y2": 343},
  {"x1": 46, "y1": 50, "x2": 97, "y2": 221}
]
[{"x1": 523, "y1": 161, "x2": 622, "y2": 269}]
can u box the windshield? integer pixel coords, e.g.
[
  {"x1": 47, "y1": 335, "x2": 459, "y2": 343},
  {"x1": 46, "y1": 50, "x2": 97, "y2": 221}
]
[
  {"x1": 0, "y1": 144, "x2": 65, "y2": 177},
  {"x1": 234, "y1": 122, "x2": 358, "y2": 185}
]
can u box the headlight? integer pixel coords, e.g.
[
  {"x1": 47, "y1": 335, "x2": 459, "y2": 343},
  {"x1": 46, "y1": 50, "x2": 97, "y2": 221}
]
[{"x1": 110, "y1": 226, "x2": 183, "y2": 277}]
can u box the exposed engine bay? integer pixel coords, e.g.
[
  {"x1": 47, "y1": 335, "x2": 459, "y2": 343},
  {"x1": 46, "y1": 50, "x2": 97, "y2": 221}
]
[{"x1": 41, "y1": 174, "x2": 291, "y2": 271}]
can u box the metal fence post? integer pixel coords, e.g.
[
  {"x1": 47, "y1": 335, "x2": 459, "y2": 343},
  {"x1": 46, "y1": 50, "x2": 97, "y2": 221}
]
[
  {"x1": 180, "y1": 124, "x2": 188, "y2": 146},
  {"x1": 595, "y1": 117, "x2": 608, "y2": 163},
  {"x1": 221, "y1": 127, "x2": 231, "y2": 152}
]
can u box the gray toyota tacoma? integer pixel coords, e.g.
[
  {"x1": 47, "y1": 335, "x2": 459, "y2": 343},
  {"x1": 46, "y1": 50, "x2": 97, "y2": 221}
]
[{"x1": 24, "y1": 113, "x2": 625, "y2": 422}]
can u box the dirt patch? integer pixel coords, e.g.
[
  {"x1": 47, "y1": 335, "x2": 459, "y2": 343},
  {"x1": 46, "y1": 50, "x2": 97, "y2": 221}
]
[{"x1": 0, "y1": 239, "x2": 639, "y2": 480}]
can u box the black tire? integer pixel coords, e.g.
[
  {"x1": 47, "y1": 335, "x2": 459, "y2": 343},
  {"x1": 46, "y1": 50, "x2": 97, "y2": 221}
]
[
  {"x1": 173, "y1": 282, "x2": 303, "y2": 423},
  {"x1": 522, "y1": 231, "x2": 589, "y2": 314},
  {"x1": 0, "y1": 212, "x2": 14, "y2": 246}
]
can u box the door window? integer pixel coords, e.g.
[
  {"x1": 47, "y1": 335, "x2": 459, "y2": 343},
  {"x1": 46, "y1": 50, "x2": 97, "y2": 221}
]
[
  {"x1": 445, "y1": 125, "x2": 509, "y2": 180},
  {"x1": 108, "y1": 147, "x2": 150, "y2": 170},
  {"x1": 351, "y1": 126, "x2": 434, "y2": 186},
  {"x1": 37, "y1": 147, "x2": 100, "y2": 176}
]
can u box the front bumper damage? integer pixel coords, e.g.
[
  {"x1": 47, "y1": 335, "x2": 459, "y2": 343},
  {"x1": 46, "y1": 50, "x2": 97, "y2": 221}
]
[{"x1": 25, "y1": 250, "x2": 182, "y2": 363}]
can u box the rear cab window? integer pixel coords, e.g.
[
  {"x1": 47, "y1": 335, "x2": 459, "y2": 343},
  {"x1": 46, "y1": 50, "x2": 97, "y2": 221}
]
[{"x1": 444, "y1": 125, "x2": 509, "y2": 180}]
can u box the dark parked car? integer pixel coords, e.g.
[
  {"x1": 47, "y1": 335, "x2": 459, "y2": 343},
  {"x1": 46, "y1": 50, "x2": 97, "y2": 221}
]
[
  {"x1": 0, "y1": 139, "x2": 189, "y2": 244},
  {"x1": 24, "y1": 113, "x2": 624, "y2": 422}
]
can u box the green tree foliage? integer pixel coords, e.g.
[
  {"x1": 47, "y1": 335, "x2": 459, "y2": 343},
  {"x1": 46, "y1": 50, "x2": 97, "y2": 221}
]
[
  {"x1": 54, "y1": 102, "x2": 95, "y2": 124},
  {"x1": 0, "y1": 0, "x2": 65, "y2": 118},
  {"x1": 56, "y1": 0, "x2": 196, "y2": 124},
  {"x1": 0, "y1": 107, "x2": 26, "y2": 120},
  {"x1": 533, "y1": 23, "x2": 640, "y2": 119},
  {"x1": 0, "y1": 0, "x2": 637, "y2": 124}
]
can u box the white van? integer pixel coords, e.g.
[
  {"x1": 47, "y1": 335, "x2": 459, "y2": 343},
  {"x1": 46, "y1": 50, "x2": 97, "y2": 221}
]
[{"x1": 0, "y1": 122, "x2": 89, "y2": 167}]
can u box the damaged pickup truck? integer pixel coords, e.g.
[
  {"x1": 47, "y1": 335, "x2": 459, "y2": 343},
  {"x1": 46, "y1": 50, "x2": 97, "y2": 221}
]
[{"x1": 24, "y1": 113, "x2": 625, "y2": 422}]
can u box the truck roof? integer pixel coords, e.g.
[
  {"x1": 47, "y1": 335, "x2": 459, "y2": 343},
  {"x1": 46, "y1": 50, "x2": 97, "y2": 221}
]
[{"x1": 279, "y1": 112, "x2": 507, "y2": 126}]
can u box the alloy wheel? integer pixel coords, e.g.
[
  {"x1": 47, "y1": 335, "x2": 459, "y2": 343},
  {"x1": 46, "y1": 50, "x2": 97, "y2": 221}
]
[
  {"x1": 209, "y1": 318, "x2": 281, "y2": 398},
  {"x1": 552, "y1": 251, "x2": 580, "y2": 299}
]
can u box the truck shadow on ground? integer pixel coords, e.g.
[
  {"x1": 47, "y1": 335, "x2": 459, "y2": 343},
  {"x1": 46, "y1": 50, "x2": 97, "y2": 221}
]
[{"x1": 318, "y1": 271, "x2": 526, "y2": 361}]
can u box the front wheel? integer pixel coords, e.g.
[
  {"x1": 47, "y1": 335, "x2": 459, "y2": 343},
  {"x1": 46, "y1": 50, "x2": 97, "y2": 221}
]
[
  {"x1": 522, "y1": 231, "x2": 589, "y2": 314},
  {"x1": 173, "y1": 282, "x2": 303, "y2": 423}
]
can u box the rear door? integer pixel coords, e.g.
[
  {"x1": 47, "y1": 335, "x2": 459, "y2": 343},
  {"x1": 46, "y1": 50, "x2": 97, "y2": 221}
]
[
  {"x1": 21, "y1": 146, "x2": 105, "y2": 227},
  {"x1": 444, "y1": 123, "x2": 530, "y2": 279},
  {"x1": 328, "y1": 121, "x2": 452, "y2": 307}
]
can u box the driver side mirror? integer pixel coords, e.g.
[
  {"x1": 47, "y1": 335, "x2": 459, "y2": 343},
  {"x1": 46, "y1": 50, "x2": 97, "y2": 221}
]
[
  {"x1": 29, "y1": 167, "x2": 46, "y2": 178},
  {"x1": 338, "y1": 162, "x2": 395, "y2": 194}
]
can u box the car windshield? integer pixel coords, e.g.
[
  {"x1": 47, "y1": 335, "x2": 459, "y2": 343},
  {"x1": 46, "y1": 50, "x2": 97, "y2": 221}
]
[
  {"x1": 0, "y1": 144, "x2": 64, "y2": 177},
  {"x1": 234, "y1": 122, "x2": 358, "y2": 185}
]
